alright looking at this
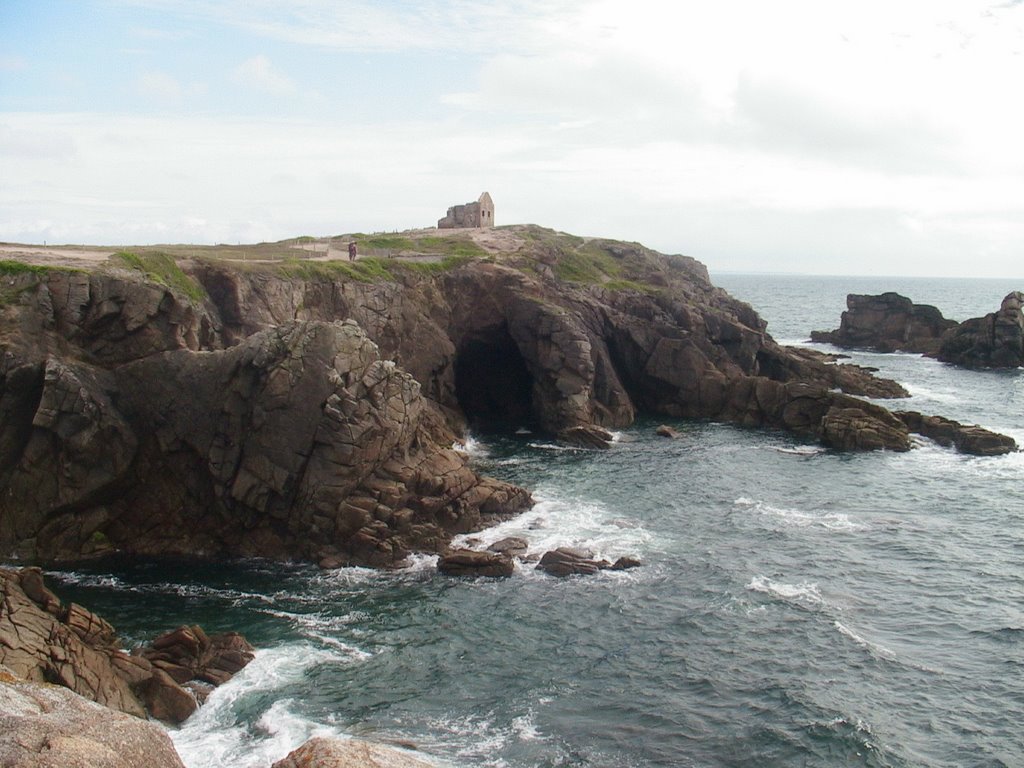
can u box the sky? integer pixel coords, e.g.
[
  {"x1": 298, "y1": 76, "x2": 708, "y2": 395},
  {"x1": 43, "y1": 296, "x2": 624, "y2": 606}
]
[{"x1": 2, "y1": 0, "x2": 1023, "y2": 277}]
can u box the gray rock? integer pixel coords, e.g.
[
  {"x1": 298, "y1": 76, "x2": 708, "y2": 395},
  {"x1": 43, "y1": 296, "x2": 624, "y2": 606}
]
[
  {"x1": 272, "y1": 736, "x2": 435, "y2": 768},
  {"x1": 488, "y1": 536, "x2": 529, "y2": 557},
  {"x1": 0, "y1": 665, "x2": 186, "y2": 768}
]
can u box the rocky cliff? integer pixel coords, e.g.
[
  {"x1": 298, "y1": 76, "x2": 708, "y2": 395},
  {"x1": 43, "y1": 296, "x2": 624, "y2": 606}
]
[{"x1": 0, "y1": 227, "x2": 1015, "y2": 566}]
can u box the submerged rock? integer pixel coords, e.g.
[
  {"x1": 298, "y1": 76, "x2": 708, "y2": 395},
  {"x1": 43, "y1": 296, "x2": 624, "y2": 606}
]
[{"x1": 558, "y1": 424, "x2": 615, "y2": 449}]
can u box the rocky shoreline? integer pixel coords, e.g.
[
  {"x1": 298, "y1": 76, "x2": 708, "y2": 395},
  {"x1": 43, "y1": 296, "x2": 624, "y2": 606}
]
[
  {"x1": 2, "y1": 227, "x2": 1017, "y2": 571},
  {"x1": 0, "y1": 566, "x2": 435, "y2": 768}
]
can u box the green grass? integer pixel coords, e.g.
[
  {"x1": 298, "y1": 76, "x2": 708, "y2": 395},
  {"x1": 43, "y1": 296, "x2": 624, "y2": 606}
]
[
  {"x1": 391, "y1": 254, "x2": 477, "y2": 274},
  {"x1": 603, "y1": 279, "x2": 659, "y2": 294},
  {"x1": 552, "y1": 243, "x2": 622, "y2": 284},
  {"x1": 278, "y1": 257, "x2": 395, "y2": 282},
  {"x1": 112, "y1": 251, "x2": 206, "y2": 302},
  {"x1": 416, "y1": 237, "x2": 488, "y2": 258},
  {"x1": 356, "y1": 236, "x2": 416, "y2": 252},
  {"x1": 0, "y1": 259, "x2": 51, "y2": 276}
]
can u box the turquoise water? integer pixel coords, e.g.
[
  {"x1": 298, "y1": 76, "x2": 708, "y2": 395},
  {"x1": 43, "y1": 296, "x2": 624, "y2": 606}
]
[{"x1": 40, "y1": 275, "x2": 1024, "y2": 767}]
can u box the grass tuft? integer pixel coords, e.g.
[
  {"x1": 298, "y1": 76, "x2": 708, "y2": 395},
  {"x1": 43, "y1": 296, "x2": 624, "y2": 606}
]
[{"x1": 112, "y1": 251, "x2": 206, "y2": 302}]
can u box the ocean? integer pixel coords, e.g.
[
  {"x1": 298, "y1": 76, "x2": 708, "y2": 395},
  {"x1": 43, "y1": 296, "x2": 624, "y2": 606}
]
[{"x1": 38, "y1": 274, "x2": 1024, "y2": 767}]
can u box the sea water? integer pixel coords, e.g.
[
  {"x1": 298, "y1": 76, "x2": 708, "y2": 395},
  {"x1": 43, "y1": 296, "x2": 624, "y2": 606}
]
[{"x1": 39, "y1": 274, "x2": 1024, "y2": 767}]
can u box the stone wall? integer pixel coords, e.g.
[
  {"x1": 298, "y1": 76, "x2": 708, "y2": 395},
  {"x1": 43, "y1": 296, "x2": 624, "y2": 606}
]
[{"x1": 438, "y1": 192, "x2": 494, "y2": 228}]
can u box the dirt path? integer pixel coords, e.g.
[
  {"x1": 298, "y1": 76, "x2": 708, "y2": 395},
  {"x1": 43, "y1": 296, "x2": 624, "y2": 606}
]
[{"x1": 0, "y1": 245, "x2": 115, "y2": 268}]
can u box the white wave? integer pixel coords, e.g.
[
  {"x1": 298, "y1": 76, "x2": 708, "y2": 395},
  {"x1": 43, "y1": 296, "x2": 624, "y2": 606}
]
[
  {"x1": 833, "y1": 621, "x2": 898, "y2": 661},
  {"x1": 771, "y1": 445, "x2": 823, "y2": 456},
  {"x1": 398, "y1": 553, "x2": 442, "y2": 573},
  {"x1": 452, "y1": 434, "x2": 489, "y2": 459},
  {"x1": 511, "y1": 712, "x2": 543, "y2": 742},
  {"x1": 171, "y1": 644, "x2": 354, "y2": 768},
  {"x1": 746, "y1": 575, "x2": 824, "y2": 606},
  {"x1": 256, "y1": 609, "x2": 373, "y2": 660},
  {"x1": 526, "y1": 441, "x2": 581, "y2": 452},
  {"x1": 734, "y1": 498, "x2": 866, "y2": 532},
  {"x1": 904, "y1": 383, "x2": 960, "y2": 405},
  {"x1": 449, "y1": 490, "x2": 652, "y2": 569},
  {"x1": 44, "y1": 571, "x2": 135, "y2": 591}
]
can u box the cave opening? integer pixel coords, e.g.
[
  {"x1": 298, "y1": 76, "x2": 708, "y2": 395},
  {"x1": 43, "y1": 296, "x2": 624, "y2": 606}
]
[{"x1": 454, "y1": 328, "x2": 536, "y2": 433}]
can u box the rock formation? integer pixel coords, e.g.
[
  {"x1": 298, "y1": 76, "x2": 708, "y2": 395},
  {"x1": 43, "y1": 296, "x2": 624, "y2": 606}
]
[
  {"x1": 0, "y1": 227, "x2": 1016, "y2": 567},
  {"x1": 810, "y1": 292, "x2": 957, "y2": 355},
  {"x1": 812, "y1": 290, "x2": 1024, "y2": 370},
  {"x1": 437, "y1": 548, "x2": 515, "y2": 577},
  {"x1": 936, "y1": 291, "x2": 1024, "y2": 368},
  {"x1": 0, "y1": 567, "x2": 252, "y2": 724},
  {"x1": 895, "y1": 411, "x2": 1019, "y2": 456},
  {"x1": 536, "y1": 547, "x2": 641, "y2": 577},
  {"x1": 272, "y1": 736, "x2": 436, "y2": 768},
  {"x1": 1, "y1": 664, "x2": 186, "y2": 768}
]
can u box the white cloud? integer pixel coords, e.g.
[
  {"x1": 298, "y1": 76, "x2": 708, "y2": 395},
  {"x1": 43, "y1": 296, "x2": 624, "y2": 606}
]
[
  {"x1": 136, "y1": 70, "x2": 185, "y2": 101},
  {"x1": 5, "y1": 1, "x2": 1024, "y2": 276},
  {"x1": 230, "y1": 55, "x2": 296, "y2": 95}
]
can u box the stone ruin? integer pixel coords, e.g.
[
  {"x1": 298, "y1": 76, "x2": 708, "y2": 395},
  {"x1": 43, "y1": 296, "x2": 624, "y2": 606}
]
[{"x1": 438, "y1": 191, "x2": 494, "y2": 229}]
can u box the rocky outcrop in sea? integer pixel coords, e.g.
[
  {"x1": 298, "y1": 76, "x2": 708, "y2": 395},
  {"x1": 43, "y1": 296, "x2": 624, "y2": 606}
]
[
  {"x1": 936, "y1": 291, "x2": 1024, "y2": 368},
  {"x1": 810, "y1": 292, "x2": 957, "y2": 355},
  {"x1": 812, "y1": 289, "x2": 1024, "y2": 369}
]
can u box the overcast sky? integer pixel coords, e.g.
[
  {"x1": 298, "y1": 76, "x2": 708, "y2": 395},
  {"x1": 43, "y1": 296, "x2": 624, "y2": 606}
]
[{"x1": 2, "y1": 1, "x2": 1023, "y2": 277}]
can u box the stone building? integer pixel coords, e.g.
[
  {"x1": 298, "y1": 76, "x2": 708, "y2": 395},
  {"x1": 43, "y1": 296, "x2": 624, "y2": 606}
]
[{"x1": 437, "y1": 192, "x2": 494, "y2": 229}]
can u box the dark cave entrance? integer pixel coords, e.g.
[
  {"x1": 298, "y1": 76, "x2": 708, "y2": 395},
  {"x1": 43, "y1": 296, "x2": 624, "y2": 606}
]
[{"x1": 455, "y1": 328, "x2": 536, "y2": 432}]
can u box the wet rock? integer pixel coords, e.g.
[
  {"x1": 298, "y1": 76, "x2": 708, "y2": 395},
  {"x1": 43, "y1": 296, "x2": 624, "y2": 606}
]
[
  {"x1": 559, "y1": 424, "x2": 614, "y2": 449},
  {"x1": 0, "y1": 567, "x2": 253, "y2": 725},
  {"x1": 611, "y1": 556, "x2": 643, "y2": 570},
  {"x1": 537, "y1": 547, "x2": 612, "y2": 577},
  {"x1": 655, "y1": 424, "x2": 682, "y2": 438},
  {"x1": 937, "y1": 291, "x2": 1024, "y2": 369},
  {"x1": 896, "y1": 411, "x2": 1017, "y2": 456},
  {"x1": 437, "y1": 548, "x2": 515, "y2": 577},
  {"x1": 811, "y1": 292, "x2": 957, "y2": 355},
  {"x1": 819, "y1": 405, "x2": 911, "y2": 452},
  {"x1": 488, "y1": 536, "x2": 529, "y2": 557},
  {"x1": 272, "y1": 736, "x2": 435, "y2": 768}
]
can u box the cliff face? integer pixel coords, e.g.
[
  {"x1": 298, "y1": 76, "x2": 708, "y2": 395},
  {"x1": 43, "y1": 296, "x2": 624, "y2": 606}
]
[{"x1": 0, "y1": 227, "x2": 1013, "y2": 565}]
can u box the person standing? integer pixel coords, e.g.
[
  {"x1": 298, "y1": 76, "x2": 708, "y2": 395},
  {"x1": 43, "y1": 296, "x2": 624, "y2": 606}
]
[{"x1": 348, "y1": 241, "x2": 357, "y2": 261}]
